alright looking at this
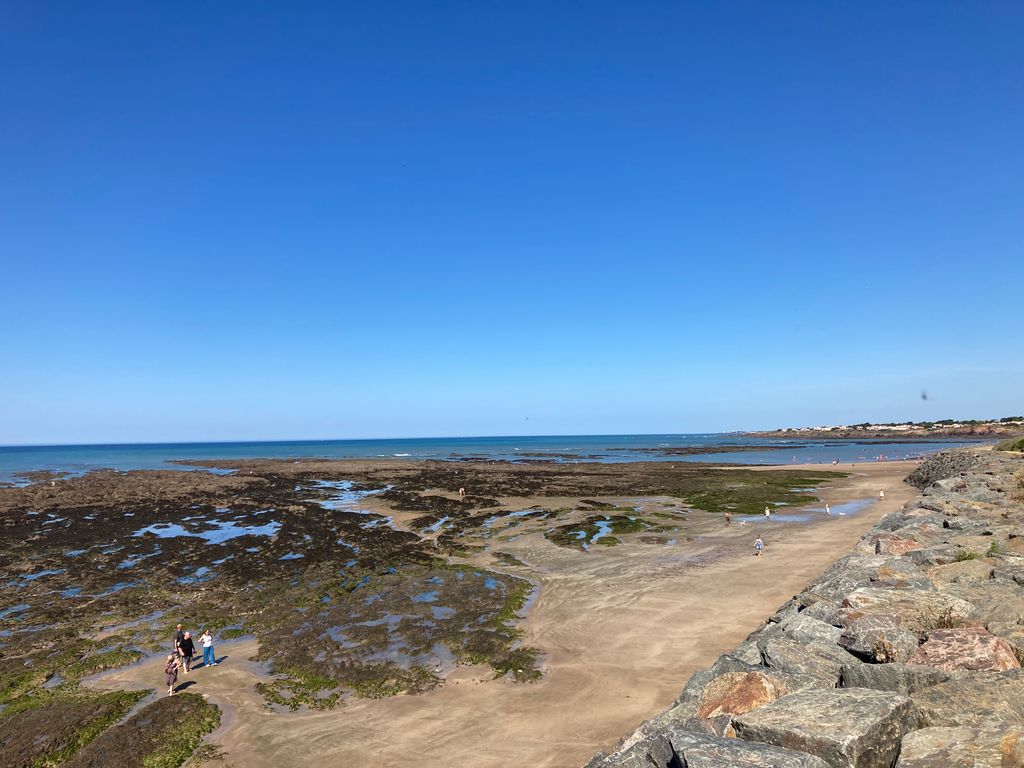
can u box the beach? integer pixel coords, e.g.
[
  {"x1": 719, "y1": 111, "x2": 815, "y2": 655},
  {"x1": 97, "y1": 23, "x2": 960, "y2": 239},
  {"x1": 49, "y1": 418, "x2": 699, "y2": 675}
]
[{"x1": 82, "y1": 459, "x2": 918, "y2": 767}]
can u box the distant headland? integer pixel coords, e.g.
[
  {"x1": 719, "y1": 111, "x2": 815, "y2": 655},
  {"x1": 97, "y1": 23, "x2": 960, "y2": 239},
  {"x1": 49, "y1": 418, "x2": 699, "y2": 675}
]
[{"x1": 744, "y1": 416, "x2": 1024, "y2": 440}]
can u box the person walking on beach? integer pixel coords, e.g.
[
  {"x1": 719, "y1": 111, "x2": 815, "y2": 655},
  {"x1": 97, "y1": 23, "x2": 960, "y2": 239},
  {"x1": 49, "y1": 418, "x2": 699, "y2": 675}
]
[
  {"x1": 724, "y1": 511, "x2": 732, "y2": 525},
  {"x1": 178, "y1": 631, "x2": 195, "y2": 673},
  {"x1": 754, "y1": 537, "x2": 765, "y2": 557},
  {"x1": 164, "y1": 654, "x2": 179, "y2": 695},
  {"x1": 764, "y1": 506, "x2": 771, "y2": 519},
  {"x1": 825, "y1": 502, "x2": 831, "y2": 516},
  {"x1": 879, "y1": 489, "x2": 885, "y2": 500},
  {"x1": 199, "y1": 629, "x2": 216, "y2": 667},
  {"x1": 173, "y1": 623, "x2": 186, "y2": 659},
  {"x1": 458, "y1": 487, "x2": 466, "y2": 501}
]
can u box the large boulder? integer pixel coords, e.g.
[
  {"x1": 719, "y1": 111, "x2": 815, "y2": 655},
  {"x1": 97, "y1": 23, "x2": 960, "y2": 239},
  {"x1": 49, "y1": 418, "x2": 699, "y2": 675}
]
[
  {"x1": 927, "y1": 558, "x2": 994, "y2": 585},
  {"x1": 896, "y1": 725, "x2": 1024, "y2": 767},
  {"x1": 800, "y1": 596, "x2": 844, "y2": 627},
  {"x1": 809, "y1": 556, "x2": 930, "y2": 602},
  {"x1": 906, "y1": 545, "x2": 967, "y2": 567},
  {"x1": 939, "y1": 580, "x2": 1024, "y2": 627},
  {"x1": 840, "y1": 588, "x2": 974, "y2": 635},
  {"x1": 732, "y1": 688, "x2": 920, "y2": 768},
  {"x1": 696, "y1": 671, "x2": 791, "y2": 720},
  {"x1": 908, "y1": 627, "x2": 1021, "y2": 672},
  {"x1": 838, "y1": 663, "x2": 950, "y2": 695},
  {"x1": 838, "y1": 615, "x2": 920, "y2": 663},
  {"x1": 678, "y1": 653, "x2": 763, "y2": 703},
  {"x1": 911, "y1": 670, "x2": 1024, "y2": 729},
  {"x1": 603, "y1": 725, "x2": 831, "y2": 767},
  {"x1": 782, "y1": 613, "x2": 845, "y2": 645},
  {"x1": 872, "y1": 533, "x2": 924, "y2": 556},
  {"x1": 987, "y1": 621, "x2": 1024, "y2": 665},
  {"x1": 760, "y1": 638, "x2": 862, "y2": 687}
]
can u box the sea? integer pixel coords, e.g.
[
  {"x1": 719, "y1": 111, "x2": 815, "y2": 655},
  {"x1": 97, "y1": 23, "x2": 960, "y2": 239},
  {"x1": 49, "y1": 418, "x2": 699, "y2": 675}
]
[{"x1": 0, "y1": 434, "x2": 984, "y2": 484}]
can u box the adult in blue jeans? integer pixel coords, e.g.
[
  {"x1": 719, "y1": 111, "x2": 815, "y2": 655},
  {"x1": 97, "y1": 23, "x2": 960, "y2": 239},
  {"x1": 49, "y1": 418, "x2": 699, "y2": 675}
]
[{"x1": 199, "y1": 628, "x2": 217, "y2": 667}]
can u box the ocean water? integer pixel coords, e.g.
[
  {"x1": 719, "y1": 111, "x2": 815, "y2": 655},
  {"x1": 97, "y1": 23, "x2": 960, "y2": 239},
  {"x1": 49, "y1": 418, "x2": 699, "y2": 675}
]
[{"x1": 0, "y1": 434, "x2": 983, "y2": 484}]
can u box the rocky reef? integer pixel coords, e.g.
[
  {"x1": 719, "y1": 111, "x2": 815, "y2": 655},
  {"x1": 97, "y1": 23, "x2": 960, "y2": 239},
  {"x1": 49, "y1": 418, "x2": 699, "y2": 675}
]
[{"x1": 586, "y1": 447, "x2": 1024, "y2": 768}]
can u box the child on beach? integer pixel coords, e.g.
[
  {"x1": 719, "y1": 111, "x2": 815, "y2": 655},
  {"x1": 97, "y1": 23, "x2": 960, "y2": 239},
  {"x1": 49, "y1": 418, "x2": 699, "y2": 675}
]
[
  {"x1": 764, "y1": 506, "x2": 771, "y2": 519},
  {"x1": 754, "y1": 537, "x2": 764, "y2": 557},
  {"x1": 825, "y1": 503, "x2": 831, "y2": 516},
  {"x1": 164, "y1": 654, "x2": 179, "y2": 695},
  {"x1": 724, "y1": 511, "x2": 732, "y2": 525},
  {"x1": 199, "y1": 629, "x2": 216, "y2": 667}
]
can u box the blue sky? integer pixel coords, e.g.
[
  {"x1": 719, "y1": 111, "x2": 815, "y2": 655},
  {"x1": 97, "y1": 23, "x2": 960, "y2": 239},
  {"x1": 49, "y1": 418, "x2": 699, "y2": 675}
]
[{"x1": 1, "y1": 2, "x2": 1022, "y2": 444}]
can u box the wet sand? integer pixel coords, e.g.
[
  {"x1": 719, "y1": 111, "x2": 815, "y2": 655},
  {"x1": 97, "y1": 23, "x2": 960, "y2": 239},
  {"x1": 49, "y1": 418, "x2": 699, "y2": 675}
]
[{"x1": 88, "y1": 460, "x2": 918, "y2": 768}]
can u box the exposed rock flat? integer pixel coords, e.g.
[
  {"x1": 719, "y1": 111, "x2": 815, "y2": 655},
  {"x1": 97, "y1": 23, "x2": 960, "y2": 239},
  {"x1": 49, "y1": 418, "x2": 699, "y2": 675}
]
[{"x1": 588, "y1": 447, "x2": 1024, "y2": 767}]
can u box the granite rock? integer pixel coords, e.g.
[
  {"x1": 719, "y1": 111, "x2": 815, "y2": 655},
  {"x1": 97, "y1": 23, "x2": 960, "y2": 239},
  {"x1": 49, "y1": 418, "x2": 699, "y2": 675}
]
[
  {"x1": 838, "y1": 663, "x2": 951, "y2": 695},
  {"x1": 896, "y1": 725, "x2": 1024, "y2": 768},
  {"x1": 733, "y1": 688, "x2": 920, "y2": 768},
  {"x1": 908, "y1": 627, "x2": 1021, "y2": 672},
  {"x1": 911, "y1": 670, "x2": 1024, "y2": 729},
  {"x1": 605, "y1": 725, "x2": 832, "y2": 768},
  {"x1": 838, "y1": 615, "x2": 920, "y2": 663}
]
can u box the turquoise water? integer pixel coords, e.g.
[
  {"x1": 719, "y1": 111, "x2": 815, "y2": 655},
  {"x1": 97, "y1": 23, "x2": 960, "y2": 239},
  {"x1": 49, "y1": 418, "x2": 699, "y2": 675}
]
[{"x1": 0, "y1": 434, "x2": 983, "y2": 483}]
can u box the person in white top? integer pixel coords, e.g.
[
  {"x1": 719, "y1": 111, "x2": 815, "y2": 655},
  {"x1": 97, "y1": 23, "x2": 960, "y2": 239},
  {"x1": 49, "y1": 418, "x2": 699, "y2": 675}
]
[{"x1": 199, "y1": 629, "x2": 217, "y2": 667}]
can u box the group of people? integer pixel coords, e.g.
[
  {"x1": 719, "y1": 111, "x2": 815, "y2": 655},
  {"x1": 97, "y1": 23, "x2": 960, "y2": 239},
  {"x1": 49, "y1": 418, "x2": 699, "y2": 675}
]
[{"x1": 164, "y1": 623, "x2": 217, "y2": 695}]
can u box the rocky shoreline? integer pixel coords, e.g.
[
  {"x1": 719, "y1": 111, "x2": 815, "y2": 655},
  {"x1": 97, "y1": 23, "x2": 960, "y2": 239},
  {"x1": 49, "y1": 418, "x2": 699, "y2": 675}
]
[{"x1": 585, "y1": 447, "x2": 1024, "y2": 767}]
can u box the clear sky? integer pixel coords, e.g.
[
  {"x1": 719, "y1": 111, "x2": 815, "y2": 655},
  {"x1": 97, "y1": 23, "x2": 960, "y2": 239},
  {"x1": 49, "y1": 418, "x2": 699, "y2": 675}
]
[{"x1": 1, "y1": 2, "x2": 1022, "y2": 444}]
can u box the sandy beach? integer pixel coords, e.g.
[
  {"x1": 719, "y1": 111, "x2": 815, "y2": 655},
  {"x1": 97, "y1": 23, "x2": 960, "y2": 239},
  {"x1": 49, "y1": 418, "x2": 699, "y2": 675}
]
[{"x1": 85, "y1": 459, "x2": 918, "y2": 767}]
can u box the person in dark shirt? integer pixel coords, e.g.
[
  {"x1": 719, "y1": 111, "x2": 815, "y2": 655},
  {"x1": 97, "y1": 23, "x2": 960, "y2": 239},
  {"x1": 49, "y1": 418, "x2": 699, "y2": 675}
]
[
  {"x1": 173, "y1": 624, "x2": 185, "y2": 657},
  {"x1": 178, "y1": 631, "x2": 196, "y2": 673}
]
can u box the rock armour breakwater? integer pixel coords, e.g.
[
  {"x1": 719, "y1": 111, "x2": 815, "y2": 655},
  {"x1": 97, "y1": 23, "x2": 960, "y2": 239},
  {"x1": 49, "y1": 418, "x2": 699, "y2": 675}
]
[{"x1": 585, "y1": 447, "x2": 1024, "y2": 768}]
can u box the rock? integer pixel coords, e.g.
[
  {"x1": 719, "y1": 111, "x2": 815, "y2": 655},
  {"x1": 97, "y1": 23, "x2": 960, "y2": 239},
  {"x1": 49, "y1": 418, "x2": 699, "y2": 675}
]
[
  {"x1": 908, "y1": 627, "x2": 1021, "y2": 672},
  {"x1": 732, "y1": 688, "x2": 920, "y2": 768},
  {"x1": 896, "y1": 725, "x2": 1024, "y2": 768},
  {"x1": 607, "y1": 725, "x2": 832, "y2": 768},
  {"x1": 612, "y1": 699, "x2": 700, "y2": 754},
  {"x1": 802, "y1": 601, "x2": 844, "y2": 627},
  {"x1": 808, "y1": 556, "x2": 895, "y2": 602},
  {"x1": 906, "y1": 545, "x2": 966, "y2": 567},
  {"x1": 939, "y1": 581, "x2": 1024, "y2": 627},
  {"x1": 869, "y1": 560, "x2": 934, "y2": 591},
  {"x1": 947, "y1": 534, "x2": 998, "y2": 555},
  {"x1": 732, "y1": 638, "x2": 767, "y2": 666},
  {"x1": 838, "y1": 615, "x2": 919, "y2": 663},
  {"x1": 912, "y1": 669, "x2": 1024, "y2": 729},
  {"x1": 782, "y1": 613, "x2": 844, "y2": 645},
  {"x1": 838, "y1": 663, "x2": 950, "y2": 694},
  {"x1": 1005, "y1": 538, "x2": 1024, "y2": 557},
  {"x1": 760, "y1": 638, "x2": 861, "y2": 687},
  {"x1": 927, "y1": 559, "x2": 994, "y2": 585},
  {"x1": 840, "y1": 588, "x2": 974, "y2": 634},
  {"x1": 696, "y1": 671, "x2": 791, "y2": 720},
  {"x1": 987, "y1": 621, "x2": 1024, "y2": 665},
  {"x1": 678, "y1": 654, "x2": 763, "y2": 703},
  {"x1": 907, "y1": 452, "x2": 979, "y2": 489},
  {"x1": 873, "y1": 534, "x2": 924, "y2": 556}
]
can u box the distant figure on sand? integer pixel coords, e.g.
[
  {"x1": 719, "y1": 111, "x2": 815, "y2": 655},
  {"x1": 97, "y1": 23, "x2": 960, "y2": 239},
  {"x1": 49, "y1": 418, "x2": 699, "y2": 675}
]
[
  {"x1": 754, "y1": 537, "x2": 764, "y2": 557},
  {"x1": 764, "y1": 506, "x2": 771, "y2": 519},
  {"x1": 879, "y1": 490, "x2": 885, "y2": 500},
  {"x1": 164, "y1": 654, "x2": 179, "y2": 695},
  {"x1": 724, "y1": 511, "x2": 732, "y2": 525},
  {"x1": 825, "y1": 503, "x2": 831, "y2": 516},
  {"x1": 199, "y1": 629, "x2": 217, "y2": 667},
  {"x1": 458, "y1": 487, "x2": 466, "y2": 501}
]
